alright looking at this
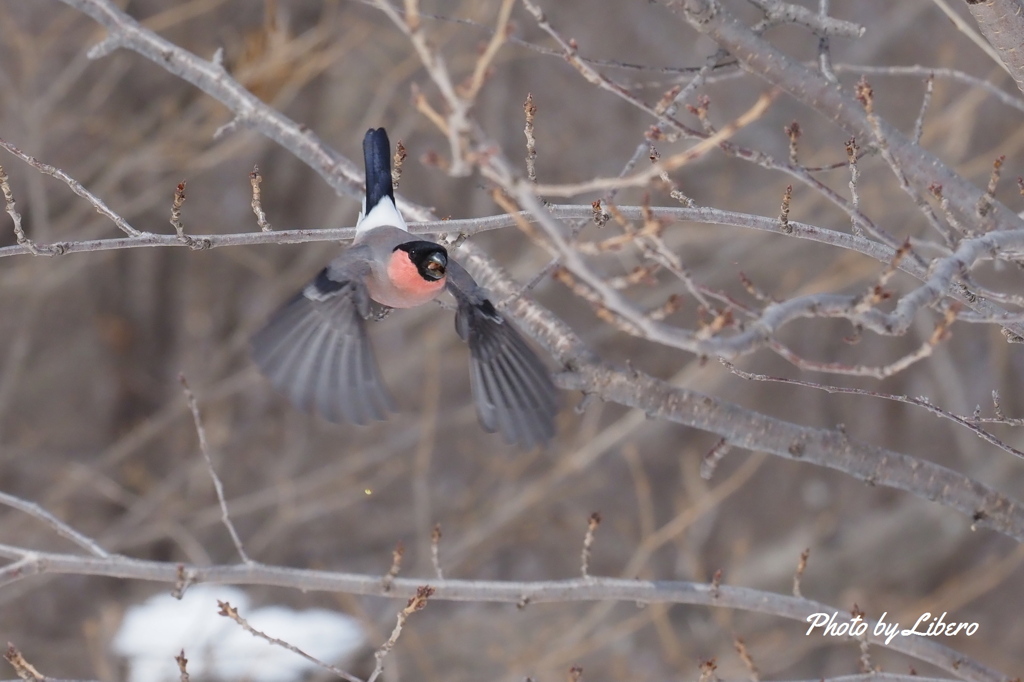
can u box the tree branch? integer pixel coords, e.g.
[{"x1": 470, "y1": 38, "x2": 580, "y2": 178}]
[
  {"x1": 0, "y1": 545, "x2": 1007, "y2": 682},
  {"x1": 677, "y1": 0, "x2": 1024, "y2": 232},
  {"x1": 964, "y1": 0, "x2": 1024, "y2": 96}
]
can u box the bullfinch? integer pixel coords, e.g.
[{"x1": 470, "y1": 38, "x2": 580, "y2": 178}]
[{"x1": 251, "y1": 128, "x2": 558, "y2": 448}]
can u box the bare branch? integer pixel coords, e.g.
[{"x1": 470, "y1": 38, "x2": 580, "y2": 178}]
[
  {"x1": 57, "y1": 0, "x2": 371, "y2": 205},
  {"x1": 0, "y1": 545, "x2": 1002, "y2": 682},
  {"x1": 677, "y1": 0, "x2": 1024, "y2": 230}
]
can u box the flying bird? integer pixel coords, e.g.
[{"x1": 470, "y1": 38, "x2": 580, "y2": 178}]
[{"x1": 251, "y1": 128, "x2": 558, "y2": 448}]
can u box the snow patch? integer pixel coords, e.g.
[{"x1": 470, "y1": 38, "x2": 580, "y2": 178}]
[{"x1": 112, "y1": 585, "x2": 365, "y2": 682}]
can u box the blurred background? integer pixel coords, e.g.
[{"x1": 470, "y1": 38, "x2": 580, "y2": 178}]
[{"x1": 0, "y1": 0, "x2": 1022, "y2": 679}]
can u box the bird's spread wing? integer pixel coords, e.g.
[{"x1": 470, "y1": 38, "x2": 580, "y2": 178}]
[
  {"x1": 445, "y1": 260, "x2": 558, "y2": 448},
  {"x1": 251, "y1": 251, "x2": 393, "y2": 425}
]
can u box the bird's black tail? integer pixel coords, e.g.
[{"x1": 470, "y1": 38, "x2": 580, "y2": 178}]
[{"x1": 363, "y1": 128, "x2": 394, "y2": 214}]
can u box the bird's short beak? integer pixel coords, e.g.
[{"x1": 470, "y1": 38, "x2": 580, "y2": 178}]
[{"x1": 423, "y1": 252, "x2": 447, "y2": 280}]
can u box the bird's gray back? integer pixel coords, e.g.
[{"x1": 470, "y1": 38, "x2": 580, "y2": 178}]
[{"x1": 353, "y1": 225, "x2": 417, "y2": 260}]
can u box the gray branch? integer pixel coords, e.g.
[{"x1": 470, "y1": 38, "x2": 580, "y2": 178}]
[
  {"x1": 965, "y1": 0, "x2": 1024, "y2": 97},
  {"x1": 0, "y1": 544, "x2": 1007, "y2": 682}
]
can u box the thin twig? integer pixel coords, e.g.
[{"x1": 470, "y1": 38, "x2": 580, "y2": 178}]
[
  {"x1": 249, "y1": 165, "x2": 272, "y2": 231},
  {"x1": 699, "y1": 659, "x2": 720, "y2": 682},
  {"x1": 816, "y1": 0, "x2": 837, "y2": 82},
  {"x1": 722, "y1": 360, "x2": 1024, "y2": 461},
  {"x1": 784, "y1": 121, "x2": 800, "y2": 164},
  {"x1": 4, "y1": 644, "x2": 44, "y2": 682},
  {"x1": 0, "y1": 162, "x2": 42, "y2": 255},
  {"x1": 174, "y1": 650, "x2": 190, "y2": 682},
  {"x1": 430, "y1": 523, "x2": 444, "y2": 580},
  {"x1": 367, "y1": 586, "x2": 434, "y2": 682},
  {"x1": 855, "y1": 77, "x2": 955, "y2": 247},
  {"x1": 0, "y1": 137, "x2": 141, "y2": 237},
  {"x1": 977, "y1": 155, "x2": 1005, "y2": 218},
  {"x1": 580, "y1": 512, "x2": 601, "y2": 579},
  {"x1": 529, "y1": 91, "x2": 776, "y2": 197},
  {"x1": 779, "y1": 184, "x2": 793, "y2": 234},
  {"x1": 218, "y1": 600, "x2": 363, "y2": 682},
  {"x1": 382, "y1": 541, "x2": 404, "y2": 592},
  {"x1": 912, "y1": 73, "x2": 934, "y2": 144},
  {"x1": 524, "y1": 93, "x2": 538, "y2": 183},
  {"x1": 700, "y1": 438, "x2": 732, "y2": 480},
  {"x1": 833, "y1": 63, "x2": 1024, "y2": 114},
  {"x1": 0, "y1": 491, "x2": 108, "y2": 558},
  {"x1": 180, "y1": 375, "x2": 252, "y2": 564},
  {"x1": 734, "y1": 637, "x2": 759, "y2": 682},
  {"x1": 392, "y1": 140, "x2": 407, "y2": 190},
  {"x1": 170, "y1": 181, "x2": 187, "y2": 237},
  {"x1": 793, "y1": 548, "x2": 810, "y2": 598},
  {"x1": 459, "y1": 0, "x2": 515, "y2": 102}
]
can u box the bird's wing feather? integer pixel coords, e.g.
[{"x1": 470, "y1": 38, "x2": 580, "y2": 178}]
[
  {"x1": 445, "y1": 259, "x2": 557, "y2": 448},
  {"x1": 251, "y1": 253, "x2": 393, "y2": 424}
]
